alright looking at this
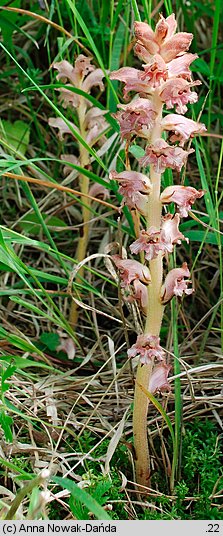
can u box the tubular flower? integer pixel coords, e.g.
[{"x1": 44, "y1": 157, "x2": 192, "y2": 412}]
[
  {"x1": 161, "y1": 213, "x2": 188, "y2": 245},
  {"x1": 134, "y1": 15, "x2": 193, "y2": 62},
  {"x1": 167, "y1": 53, "x2": 198, "y2": 80},
  {"x1": 161, "y1": 114, "x2": 206, "y2": 146},
  {"x1": 89, "y1": 182, "x2": 109, "y2": 200},
  {"x1": 130, "y1": 217, "x2": 185, "y2": 261},
  {"x1": 149, "y1": 363, "x2": 171, "y2": 394},
  {"x1": 110, "y1": 67, "x2": 150, "y2": 99},
  {"x1": 127, "y1": 334, "x2": 165, "y2": 365},
  {"x1": 110, "y1": 170, "x2": 151, "y2": 214},
  {"x1": 161, "y1": 185, "x2": 205, "y2": 217},
  {"x1": 132, "y1": 279, "x2": 149, "y2": 312},
  {"x1": 159, "y1": 78, "x2": 201, "y2": 114},
  {"x1": 48, "y1": 118, "x2": 78, "y2": 140},
  {"x1": 114, "y1": 98, "x2": 157, "y2": 139},
  {"x1": 130, "y1": 228, "x2": 170, "y2": 260},
  {"x1": 111, "y1": 255, "x2": 151, "y2": 286},
  {"x1": 139, "y1": 138, "x2": 193, "y2": 173},
  {"x1": 140, "y1": 54, "x2": 168, "y2": 87},
  {"x1": 110, "y1": 170, "x2": 151, "y2": 193},
  {"x1": 160, "y1": 262, "x2": 194, "y2": 304}
]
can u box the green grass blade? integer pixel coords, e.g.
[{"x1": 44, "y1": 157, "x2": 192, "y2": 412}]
[{"x1": 53, "y1": 476, "x2": 112, "y2": 520}]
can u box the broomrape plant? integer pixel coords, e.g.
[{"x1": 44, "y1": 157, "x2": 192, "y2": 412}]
[
  {"x1": 48, "y1": 54, "x2": 109, "y2": 327},
  {"x1": 110, "y1": 14, "x2": 206, "y2": 489},
  {"x1": 48, "y1": 11, "x2": 206, "y2": 493}
]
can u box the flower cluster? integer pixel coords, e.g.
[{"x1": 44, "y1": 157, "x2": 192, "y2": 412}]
[
  {"x1": 48, "y1": 54, "x2": 109, "y2": 196},
  {"x1": 49, "y1": 54, "x2": 108, "y2": 147},
  {"x1": 110, "y1": 14, "x2": 206, "y2": 393}
]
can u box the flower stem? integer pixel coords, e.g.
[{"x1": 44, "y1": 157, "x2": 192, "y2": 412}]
[
  {"x1": 69, "y1": 104, "x2": 91, "y2": 328},
  {"x1": 133, "y1": 100, "x2": 164, "y2": 488}
]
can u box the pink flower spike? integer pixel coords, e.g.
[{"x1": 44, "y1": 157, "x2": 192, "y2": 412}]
[
  {"x1": 111, "y1": 255, "x2": 151, "y2": 285},
  {"x1": 133, "y1": 279, "x2": 148, "y2": 311},
  {"x1": 115, "y1": 98, "x2": 157, "y2": 139},
  {"x1": 149, "y1": 363, "x2": 171, "y2": 394},
  {"x1": 161, "y1": 213, "x2": 188, "y2": 245},
  {"x1": 57, "y1": 332, "x2": 76, "y2": 360},
  {"x1": 160, "y1": 262, "x2": 194, "y2": 304},
  {"x1": 162, "y1": 114, "x2": 206, "y2": 146},
  {"x1": 159, "y1": 79, "x2": 201, "y2": 114},
  {"x1": 127, "y1": 334, "x2": 165, "y2": 364},
  {"x1": 53, "y1": 60, "x2": 78, "y2": 85},
  {"x1": 130, "y1": 227, "x2": 173, "y2": 261},
  {"x1": 160, "y1": 185, "x2": 205, "y2": 217},
  {"x1": 139, "y1": 138, "x2": 193, "y2": 173},
  {"x1": 167, "y1": 53, "x2": 198, "y2": 80}
]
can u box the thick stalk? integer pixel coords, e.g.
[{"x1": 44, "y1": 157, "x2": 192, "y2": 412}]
[
  {"x1": 69, "y1": 103, "x2": 91, "y2": 327},
  {"x1": 133, "y1": 98, "x2": 164, "y2": 489}
]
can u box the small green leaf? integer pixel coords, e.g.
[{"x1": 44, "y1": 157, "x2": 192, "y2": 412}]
[
  {"x1": 0, "y1": 119, "x2": 30, "y2": 156},
  {"x1": 53, "y1": 476, "x2": 111, "y2": 520},
  {"x1": 0, "y1": 410, "x2": 13, "y2": 442},
  {"x1": 40, "y1": 332, "x2": 60, "y2": 352},
  {"x1": 19, "y1": 213, "x2": 67, "y2": 235},
  {"x1": 129, "y1": 145, "x2": 145, "y2": 159}
]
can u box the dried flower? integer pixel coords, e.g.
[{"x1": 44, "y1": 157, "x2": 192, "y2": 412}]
[
  {"x1": 160, "y1": 185, "x2": 205, "y2": 217},
  {"x1": 160, "y1": 262, "x2": 194, "y2": 304},
  {"x1": 49, "y1": 55, "x2": 108, "y2": 146},
  {"x1": 127, "y1": 333, "x2": 165, "y2": 364},
  {"x1": 57, "y1": 331, "x2": 76, "y2": 360},
  {"x1": 61, "y1": 154, "x2": 80, "y2": 176},
  {"x1": 53, "y1": 56, "x2": 104, "y2": 108}
]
